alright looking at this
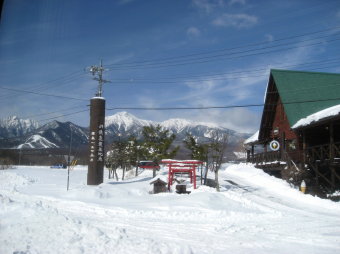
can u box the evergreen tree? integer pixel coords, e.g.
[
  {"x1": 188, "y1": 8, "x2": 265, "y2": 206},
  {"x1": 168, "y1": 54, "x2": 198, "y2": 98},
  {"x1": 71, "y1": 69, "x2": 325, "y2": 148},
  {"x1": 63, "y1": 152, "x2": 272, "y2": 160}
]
[
  {"x1": 106, "y1": 135, "x2": 138, "y2": 180},
  {"x1": 184, "y1": 133, "x2": 208, "y2": 161},
  {"x1": 140, "y1": 125, "x2": 179, "y2": 162}
]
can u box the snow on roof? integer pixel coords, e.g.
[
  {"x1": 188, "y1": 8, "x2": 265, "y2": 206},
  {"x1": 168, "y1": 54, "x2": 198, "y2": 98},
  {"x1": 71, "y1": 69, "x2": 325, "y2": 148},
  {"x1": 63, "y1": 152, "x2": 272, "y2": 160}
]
[
  {"x1": 292, "y1": 104, "x2": 340, "y2": 129},
  {"x1": 244, "y1": 130, "x2": 259, "y2": 145},
  {"x1": 149, "y1": 175, "x2": 168, "y2": 184}
]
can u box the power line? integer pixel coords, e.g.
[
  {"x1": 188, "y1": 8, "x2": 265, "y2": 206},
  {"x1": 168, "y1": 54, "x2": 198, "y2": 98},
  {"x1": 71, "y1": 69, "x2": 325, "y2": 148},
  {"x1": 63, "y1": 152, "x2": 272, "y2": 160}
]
[
  {"x1": 107, "y1": 60, "x2": 340, "y2": 84},
  {"x1": 106, "y1": 26, "x2": 340, "y2": 69},
  {"x1": 36, "y1": 109, "x2": 89, "y2": 123},
  {"x1": 105, "y1": 96, "x2": 340, "y2": 111},
  {"x1": 0, "y1": 71, "x2": 84, "y2": 100},
  {"x1": 107, "y1": 36, "x2": 340, "y2": 70},
  {"x1": 23, "y1": 105, "x2": 88, "y2": 119},
  {"x1": 1, "y1": 61, "x2": 338, "y2": 105},
  {"x1": 107, "y1": 26, "x2": 340, "y2": 67},
  {"x1": 0, "y1": 74, "x2": 87, "y2": 107},
  {"x1": 0, "y1": 86, "x2": 88, "y2": 101},
  {"x1": 104, "y1": 1, "x2": 339, "y2": 69},
  {"x1": 1, "y1": 30, "x2": 338, "y2": 105},
  {"x1": 110, "y1": 57, "x2": 340, "y2": 81}
]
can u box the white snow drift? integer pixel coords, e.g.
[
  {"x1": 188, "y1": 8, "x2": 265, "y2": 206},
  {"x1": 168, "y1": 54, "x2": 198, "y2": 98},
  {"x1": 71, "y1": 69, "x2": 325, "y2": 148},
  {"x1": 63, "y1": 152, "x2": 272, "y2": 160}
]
[{"x1": 1, "y1": 164, "x2": 340, "y2": 254}]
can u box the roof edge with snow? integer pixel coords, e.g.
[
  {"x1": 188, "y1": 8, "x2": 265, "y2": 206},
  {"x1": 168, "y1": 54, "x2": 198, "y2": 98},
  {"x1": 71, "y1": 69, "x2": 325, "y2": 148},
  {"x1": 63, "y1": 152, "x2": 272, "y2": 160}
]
[
  {"x1": 292, "y1": 104, "x2": 340, "y2": 129},
  {"x1": 244, "y1": 130, "x2": 259, "y2": 145}
]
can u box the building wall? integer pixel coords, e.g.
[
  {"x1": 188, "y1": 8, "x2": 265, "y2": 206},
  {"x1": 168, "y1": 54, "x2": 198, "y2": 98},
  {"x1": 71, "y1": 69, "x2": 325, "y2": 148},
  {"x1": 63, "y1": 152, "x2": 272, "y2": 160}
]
[{"x1": 271, "y1": 98, "x2": 297, "y2": 141}]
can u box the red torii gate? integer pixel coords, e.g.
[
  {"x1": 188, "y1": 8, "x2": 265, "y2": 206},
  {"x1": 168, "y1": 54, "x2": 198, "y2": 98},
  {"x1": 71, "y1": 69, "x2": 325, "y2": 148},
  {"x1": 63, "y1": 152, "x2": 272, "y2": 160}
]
[{"x1": 161, "y1": 160, "x2": 203, "y2": 190}]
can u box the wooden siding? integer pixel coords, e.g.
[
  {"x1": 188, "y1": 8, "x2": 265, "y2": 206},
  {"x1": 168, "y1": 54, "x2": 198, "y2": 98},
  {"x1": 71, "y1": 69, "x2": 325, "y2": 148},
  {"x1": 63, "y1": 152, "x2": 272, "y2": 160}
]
[{"x1": 271, "y1": 98, "x2": 297, "y2": 141}]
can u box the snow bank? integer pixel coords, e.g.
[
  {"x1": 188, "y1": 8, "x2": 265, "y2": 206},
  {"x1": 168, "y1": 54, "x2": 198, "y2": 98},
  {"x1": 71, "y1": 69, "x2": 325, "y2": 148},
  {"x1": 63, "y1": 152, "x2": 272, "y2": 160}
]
[
  {"x1": 222, "y1": 163, "x2": 340, "y2": 210},
  {"x1": 1, "y1": 165, "x2": 340, "y2": 254},
  {"x1": 0, "y1": 170, "x2": 36, "y2": 192}
]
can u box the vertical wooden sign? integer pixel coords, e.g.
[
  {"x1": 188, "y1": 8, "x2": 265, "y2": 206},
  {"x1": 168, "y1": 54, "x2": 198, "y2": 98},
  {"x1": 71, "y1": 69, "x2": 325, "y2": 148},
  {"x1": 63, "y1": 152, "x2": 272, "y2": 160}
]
[{"x1": 87, "y1": 97, "x2": 105, "y2": 185}]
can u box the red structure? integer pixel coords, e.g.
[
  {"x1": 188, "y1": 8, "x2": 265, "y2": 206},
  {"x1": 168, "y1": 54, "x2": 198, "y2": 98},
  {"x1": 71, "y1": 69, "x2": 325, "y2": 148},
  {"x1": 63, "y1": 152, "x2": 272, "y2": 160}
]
[
  {"x1": 161, "y1": 160, "x2": 203, "y2": 190},
  {"x1": 137, "y1": 161, "x2": 160, "y2": 170}
]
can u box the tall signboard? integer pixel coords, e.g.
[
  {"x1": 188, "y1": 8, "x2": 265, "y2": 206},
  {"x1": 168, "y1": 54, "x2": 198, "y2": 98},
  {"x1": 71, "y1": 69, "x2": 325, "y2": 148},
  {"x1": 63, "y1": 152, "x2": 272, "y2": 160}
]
[{"x1": 87, "y1": 97, "x2": 105, "y2": 185}]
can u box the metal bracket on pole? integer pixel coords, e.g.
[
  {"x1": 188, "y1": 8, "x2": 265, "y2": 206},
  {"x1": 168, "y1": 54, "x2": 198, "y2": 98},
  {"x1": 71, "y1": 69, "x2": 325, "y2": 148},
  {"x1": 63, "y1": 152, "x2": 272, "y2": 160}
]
[{"x1": 87, "y1": 60, "x2": 110, "y2": 97}]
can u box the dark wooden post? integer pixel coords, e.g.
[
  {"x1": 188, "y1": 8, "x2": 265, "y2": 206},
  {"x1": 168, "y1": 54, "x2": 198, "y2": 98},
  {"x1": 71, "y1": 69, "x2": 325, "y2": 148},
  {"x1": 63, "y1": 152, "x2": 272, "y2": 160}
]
[
  {"x1": 251, "y1": 145, "x2": 254, "y2": 162},
  {"x1": 315, "y1": 163, "x2": 319, "y2": 186},
  {"x1": 246, "y1": 150, "x2": 250, "y2": 162},
  {"x1": 87, "y1": 97, "x2": 105, "y2": 185},
  {"x1": 302, "y1": 130, "x2": 306, "y2": 165},
  {"x1": 330, "y1": 122, "x2": 334, "y2": 159},
  {"x1": 280, "y1": 132, "x2": 285, "y2": 161}
]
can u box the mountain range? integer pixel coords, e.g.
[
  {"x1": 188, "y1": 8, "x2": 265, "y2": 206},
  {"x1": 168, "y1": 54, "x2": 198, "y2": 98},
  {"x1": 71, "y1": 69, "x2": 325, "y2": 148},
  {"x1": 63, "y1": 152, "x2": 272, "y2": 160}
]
[{"x1": 0, "y1": 112, "x2": 249, "y2": 151}]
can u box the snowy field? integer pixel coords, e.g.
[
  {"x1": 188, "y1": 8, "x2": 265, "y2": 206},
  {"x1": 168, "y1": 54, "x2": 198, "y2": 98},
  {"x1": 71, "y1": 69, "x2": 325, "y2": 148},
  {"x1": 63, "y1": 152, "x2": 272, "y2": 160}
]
[{"x1": 1, "y1": 164, "x2": 340, "y2": 254}]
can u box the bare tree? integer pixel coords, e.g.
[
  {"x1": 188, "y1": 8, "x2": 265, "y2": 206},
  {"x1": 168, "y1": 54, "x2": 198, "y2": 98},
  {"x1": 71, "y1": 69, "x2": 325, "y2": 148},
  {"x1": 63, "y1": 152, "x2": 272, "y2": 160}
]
[
  {"x1": 208, "y1": 130, "x2": 228, "y2": 192},
  {"x1": 0, "y1": 158, "x2": 13, "y2": 170}
]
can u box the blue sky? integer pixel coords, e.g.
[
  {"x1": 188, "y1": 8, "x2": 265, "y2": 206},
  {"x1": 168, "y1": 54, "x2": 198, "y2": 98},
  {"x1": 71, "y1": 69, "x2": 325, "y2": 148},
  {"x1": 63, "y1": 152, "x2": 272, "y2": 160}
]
[{"x1": 0, "y1": 0, "x2": 340, "y2": 133}]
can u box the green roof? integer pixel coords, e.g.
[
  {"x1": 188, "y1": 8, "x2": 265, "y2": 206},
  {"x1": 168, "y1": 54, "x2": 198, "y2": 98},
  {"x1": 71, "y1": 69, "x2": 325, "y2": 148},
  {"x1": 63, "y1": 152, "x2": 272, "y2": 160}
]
[{"x1": 270, "y1": 69, "x2": 340, "y2": 127}]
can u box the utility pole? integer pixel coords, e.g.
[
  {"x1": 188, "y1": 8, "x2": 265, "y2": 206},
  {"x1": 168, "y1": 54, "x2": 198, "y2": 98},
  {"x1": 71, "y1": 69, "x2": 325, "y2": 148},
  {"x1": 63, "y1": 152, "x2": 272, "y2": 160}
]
[
  {"x1": 88, "y1": 60, "x2": 110, "y2": 97},
  {"x1": 67, "y1": 126, "x2": 73, "y2": 191},
  {"x1": 86, "y1": 60, "x2": 109, "y2": 185}
]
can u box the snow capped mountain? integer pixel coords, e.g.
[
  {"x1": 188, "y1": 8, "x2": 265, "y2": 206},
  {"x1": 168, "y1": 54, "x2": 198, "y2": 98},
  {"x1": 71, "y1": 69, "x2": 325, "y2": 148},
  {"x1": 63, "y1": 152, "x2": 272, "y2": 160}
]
[
  {"x1": 161, "y1": 118, "x2": 219, "y2": 131},
  {"x1": 105, "y1": 112, "x2": 152, "y2": 132},
  {"x1": 27, "y1": 121, "x2": 88, "y2": 149},
  {"x1": 161, "y1": 118, "x2": 196, "y2": 132},
  {"x1": 0, "y1": 117, "x2": 88, "y2": 149},
  {"x1": 0, "y1": 112, "x2": 249, "y2": 151},
  {"x1": 18, "y1": 134, "x2": 59, "y2": 149},
  {"x1": 0, "y1": 116, "x2": 39, "y2": 138},
  {"x1": 105, "y1": 112, "x2": 249, "y2": 145},
  {"x1": 105, "y1": 112, "x2": 222, "y2": 134}
]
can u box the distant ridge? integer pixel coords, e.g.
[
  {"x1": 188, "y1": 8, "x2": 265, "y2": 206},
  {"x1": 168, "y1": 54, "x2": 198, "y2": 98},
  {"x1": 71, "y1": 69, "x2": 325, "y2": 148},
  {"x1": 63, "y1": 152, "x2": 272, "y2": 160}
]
[
  {"x1": 0, "y1": 112, "x2": 249, "y2": 150},
  {"x1": 0, "y1": 116, "x2": 39, "y2": 139},
  {"x1": 105, "y1": 112, "x2": 249, "y2": 145}
]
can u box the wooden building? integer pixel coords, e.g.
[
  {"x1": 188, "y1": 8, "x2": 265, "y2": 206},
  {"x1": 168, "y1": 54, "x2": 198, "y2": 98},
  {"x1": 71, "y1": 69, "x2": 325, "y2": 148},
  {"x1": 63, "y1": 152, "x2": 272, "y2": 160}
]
[
  {"x1": 150, "y1": 177, "x2": 167, "y2": 194},
  {"x1": 245, "y1": 69, "x2": 340, "y2": 191}
]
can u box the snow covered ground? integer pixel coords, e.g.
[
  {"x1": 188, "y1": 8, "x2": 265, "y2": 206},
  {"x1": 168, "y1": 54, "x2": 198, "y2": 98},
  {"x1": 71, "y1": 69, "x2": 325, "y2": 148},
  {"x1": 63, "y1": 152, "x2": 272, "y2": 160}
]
[{"x1": 1, "y1": 164, "x2": 340, "y2": 254}]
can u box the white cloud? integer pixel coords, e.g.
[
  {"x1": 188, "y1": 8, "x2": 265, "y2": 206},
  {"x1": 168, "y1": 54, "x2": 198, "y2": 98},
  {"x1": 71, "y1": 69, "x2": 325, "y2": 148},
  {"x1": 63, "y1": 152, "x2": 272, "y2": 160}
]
[
  {"x1": 187, "y1": 27, "x2": 201, "y2": 37},
  {"x1": 192, "y1": 0, "x2": 225, "y2": 14},
  {"x1": 185, "y1": 79, "x2": 219, "y2": 91},
  {"x1": 212, "y1": 13, "x2": 258, "y2": 28},
  {"x1": 191, "y1": 108, "x2": 261, "y2": 133},
  {"x1": 117, "y1": 37, "x2": 326, "y2": 134}
]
